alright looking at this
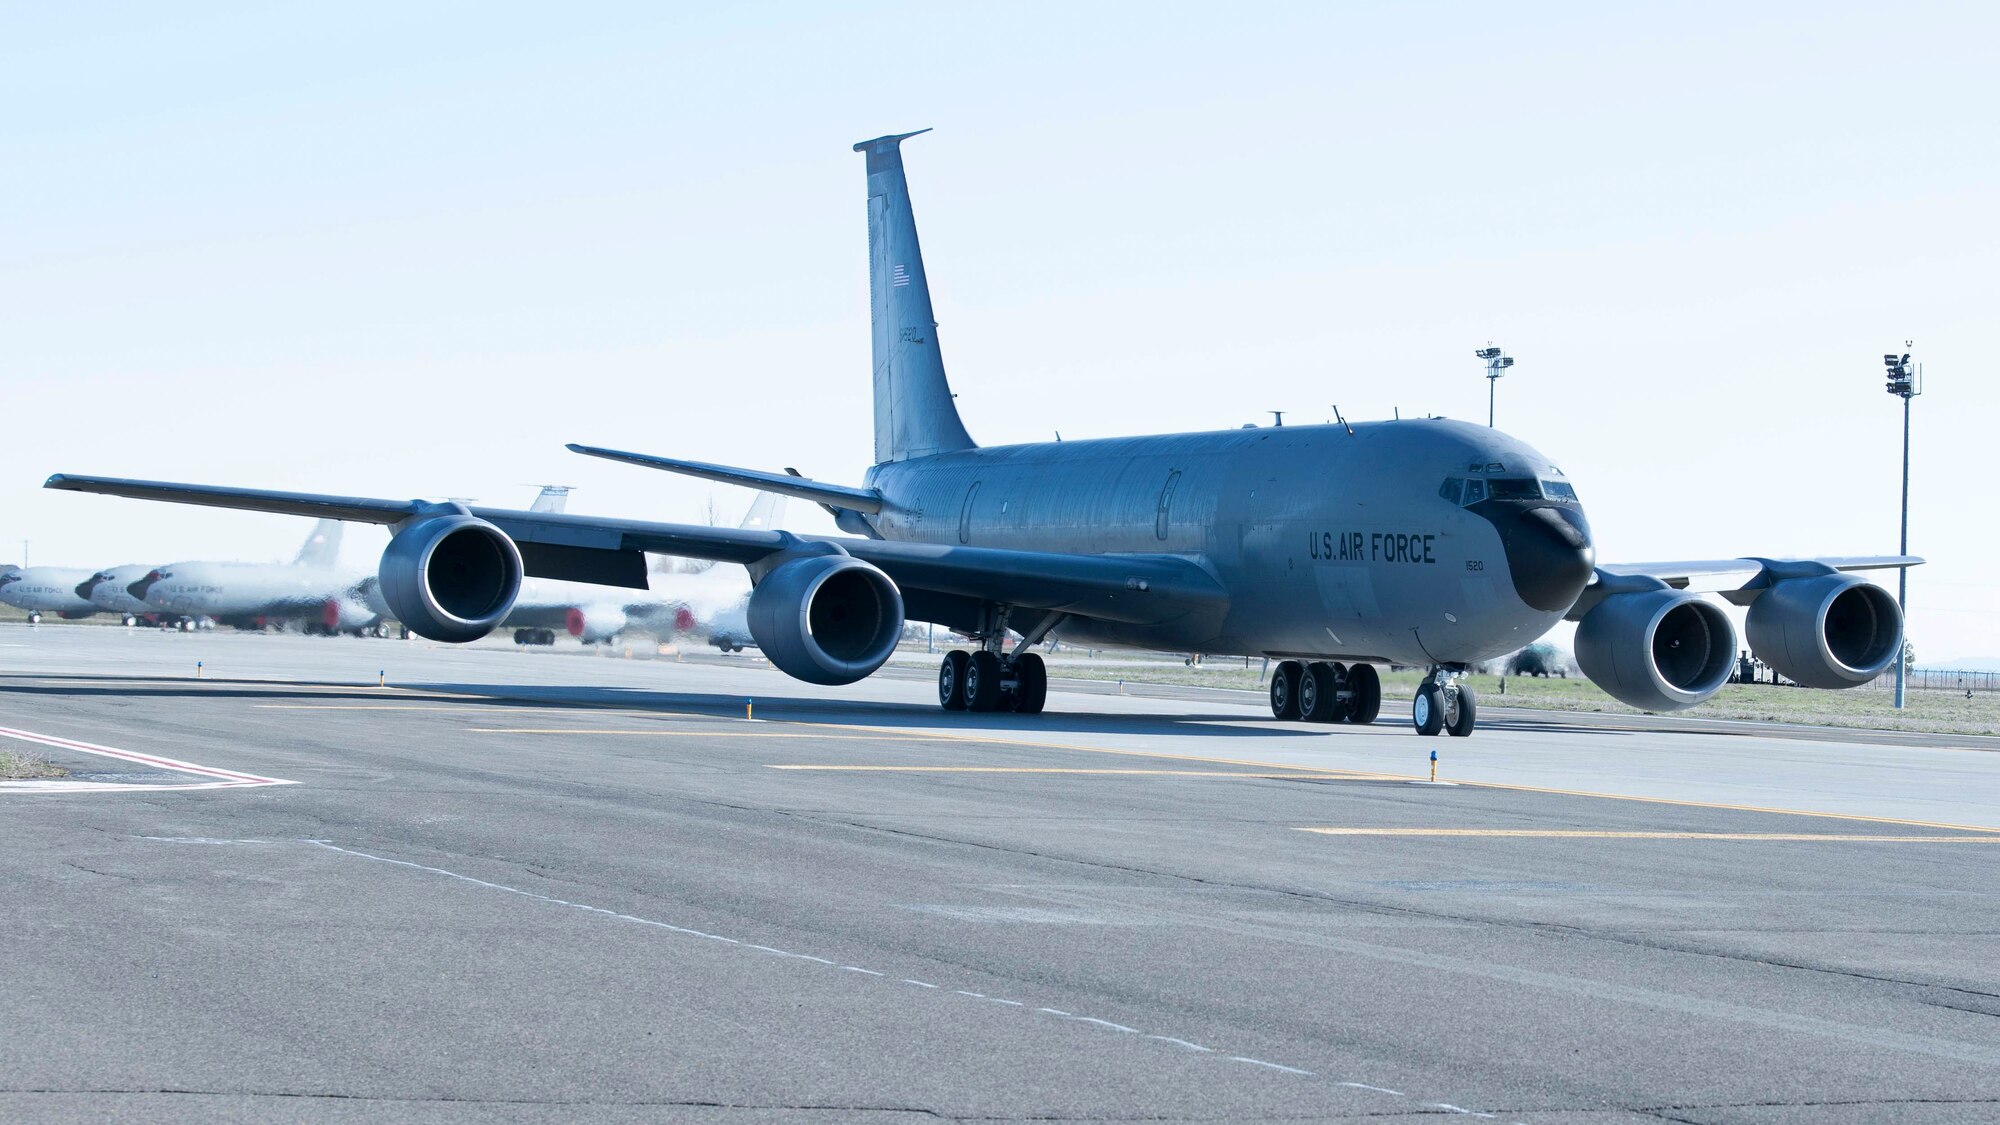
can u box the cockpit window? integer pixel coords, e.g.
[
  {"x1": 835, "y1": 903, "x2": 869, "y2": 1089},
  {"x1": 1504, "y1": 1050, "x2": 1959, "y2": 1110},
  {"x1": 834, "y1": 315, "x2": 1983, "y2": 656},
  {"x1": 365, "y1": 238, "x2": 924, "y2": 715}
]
[
  {"x1": 1486, "y1": 477, "x2": 1542, "y2": 501},
  {"x1": 1437, "y1": 478, "x2": 1463, "y2": 504},
  {"x1": 1542, "y1": 480, "x2": 1579, "y2": 503},
  {"x1": 1460, "y1": 478, "x2": 1487, "y2": 505}
]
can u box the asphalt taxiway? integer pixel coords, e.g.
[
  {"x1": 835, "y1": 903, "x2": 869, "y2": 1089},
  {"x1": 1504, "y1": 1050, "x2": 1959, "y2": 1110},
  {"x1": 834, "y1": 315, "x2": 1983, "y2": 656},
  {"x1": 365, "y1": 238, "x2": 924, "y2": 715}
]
[{"x1": 3, "y1": 625, "x2": 1997, "y2": 1123}]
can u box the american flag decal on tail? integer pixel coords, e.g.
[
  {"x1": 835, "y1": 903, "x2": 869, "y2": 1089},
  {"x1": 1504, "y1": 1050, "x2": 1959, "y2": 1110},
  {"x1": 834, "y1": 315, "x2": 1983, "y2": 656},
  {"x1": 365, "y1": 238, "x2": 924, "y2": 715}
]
[{"x1": 891, "y1": 263, "x2": 911, "y2": 288}]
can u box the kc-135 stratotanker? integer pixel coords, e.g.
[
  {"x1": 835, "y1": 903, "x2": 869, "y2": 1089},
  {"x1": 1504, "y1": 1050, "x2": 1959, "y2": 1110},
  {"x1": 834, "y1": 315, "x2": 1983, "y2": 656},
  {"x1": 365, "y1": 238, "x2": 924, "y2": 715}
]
[{"x1": 46, "y1": 131, "x2": 1919, "y2": 736}]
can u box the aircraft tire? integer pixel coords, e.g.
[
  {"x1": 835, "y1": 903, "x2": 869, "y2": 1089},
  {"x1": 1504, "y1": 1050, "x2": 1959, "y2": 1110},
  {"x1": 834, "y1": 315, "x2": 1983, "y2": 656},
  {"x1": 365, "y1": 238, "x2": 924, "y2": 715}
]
[
  {"x1": 1413, "y1": 682, "x2": 1445, "y2": 736},
  {"x1": 1269, "y1": 660, "x2": 1303, "y2": 720},
  {"x1": 1445, "y1": 684, "x2": 1478, "y2": 737},
  {"x1": 122, "y1": 614, "x2": 137, "y2": 627},
  {"x1": 27, "y1": 611, "x2": 41, "y2": 625},
  {"x1": 1300, "y1": 662, "x2": 1338, "y2": 722},
  {"x1": 939, "y1": 650, "x2": 970, "y2": 711},
  {"x1": 1347, "y1": 663, "x2": 1382, "y2": 725},
  {"x1": 965, "y1": 650, "x2": 1004, "y2": 712},
  {"x1": 1013, "y1": 653, "x2": 1048, "y2": 714}
]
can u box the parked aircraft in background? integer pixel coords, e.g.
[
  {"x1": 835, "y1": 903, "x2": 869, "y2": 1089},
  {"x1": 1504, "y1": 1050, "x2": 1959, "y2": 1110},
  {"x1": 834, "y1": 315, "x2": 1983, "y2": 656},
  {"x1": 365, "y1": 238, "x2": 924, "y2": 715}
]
[
  {"x1": 77, "y1": 564, "x2": 157, "y2": 625},
  {"x1": 126, "y1": 518, "x2": 361, "y2": 632},
  {"x1": 0, "y1": 564, "x2": 100, "y2": 622},
  {"x1": 47, "y1": 131, "x2": 1919, "y2": 735}
]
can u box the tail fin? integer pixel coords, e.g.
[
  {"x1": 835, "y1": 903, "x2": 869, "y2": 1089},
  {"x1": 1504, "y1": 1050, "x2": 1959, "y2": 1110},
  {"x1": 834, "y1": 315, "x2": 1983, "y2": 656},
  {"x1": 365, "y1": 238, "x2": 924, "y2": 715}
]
[
  {"x1": 292, "y1": 518, "x2": 343, "y2": 568},
  {"x1": 738, "y1": 491, "x2": 788, "y2": 531},
  {"x1": 855, "y1": 129, "x2": 976, "y2": 464},
  {"x1": 529, "y1": 485, "x2": 572, "y2": 514}
]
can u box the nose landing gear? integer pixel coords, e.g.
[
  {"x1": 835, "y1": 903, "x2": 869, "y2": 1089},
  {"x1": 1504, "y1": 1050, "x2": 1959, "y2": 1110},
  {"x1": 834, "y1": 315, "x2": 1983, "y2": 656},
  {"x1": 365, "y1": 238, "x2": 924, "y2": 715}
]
[{"x1": 1413, "y1": 668, "x2": 1477, "y2": 737}]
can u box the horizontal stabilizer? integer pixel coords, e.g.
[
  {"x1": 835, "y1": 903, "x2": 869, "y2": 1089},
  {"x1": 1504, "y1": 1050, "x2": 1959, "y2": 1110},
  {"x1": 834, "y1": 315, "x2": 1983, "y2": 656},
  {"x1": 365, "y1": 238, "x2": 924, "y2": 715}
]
[{"x1": 566, "y1": 444, "x2": 883, "y2": 514}]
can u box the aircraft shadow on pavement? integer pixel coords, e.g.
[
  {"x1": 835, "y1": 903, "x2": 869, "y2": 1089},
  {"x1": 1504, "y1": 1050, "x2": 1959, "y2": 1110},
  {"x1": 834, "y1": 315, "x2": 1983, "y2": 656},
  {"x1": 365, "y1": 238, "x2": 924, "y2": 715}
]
[
  {"x1": 0, "y1": 672, "x2": 1641, "y2": 740},
  {"x1": 397, "y1": 681, "x2": 1324, "y2": 739}
]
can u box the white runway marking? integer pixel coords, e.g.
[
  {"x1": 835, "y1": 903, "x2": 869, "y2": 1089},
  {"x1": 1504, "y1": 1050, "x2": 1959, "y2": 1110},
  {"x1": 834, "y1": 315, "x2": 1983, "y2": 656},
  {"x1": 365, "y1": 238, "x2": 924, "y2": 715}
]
[
  {"x1": 295, "y1": 838, "x2": 1510, "y2": 1115},
  {"x1": 1231, "y1": 1056, "x2": 1313, "y2": 1075},
  {"x1": 0, "y1": 725, "x2": 295, "y2": 794}
]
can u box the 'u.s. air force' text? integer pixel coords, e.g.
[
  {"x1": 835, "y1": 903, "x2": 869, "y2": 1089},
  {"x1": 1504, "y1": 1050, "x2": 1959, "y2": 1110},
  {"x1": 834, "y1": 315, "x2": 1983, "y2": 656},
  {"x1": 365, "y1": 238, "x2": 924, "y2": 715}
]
[{"x1": 1309, "y1": 530, "x2": 1437, "y2": 564}]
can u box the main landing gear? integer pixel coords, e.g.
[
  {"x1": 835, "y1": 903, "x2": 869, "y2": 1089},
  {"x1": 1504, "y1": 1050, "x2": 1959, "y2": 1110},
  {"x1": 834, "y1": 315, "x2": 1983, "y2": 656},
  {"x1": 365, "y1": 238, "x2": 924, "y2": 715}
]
[
  {"x1": 1411, "y1": 668, "x2": 1477, "y2": 737},
  {"x1": 1269, "y1": 661, "x2": 1382, "y2": 726},
  {"x1": 938, "y1": 649, "x2": 1048, "y2": 714}
]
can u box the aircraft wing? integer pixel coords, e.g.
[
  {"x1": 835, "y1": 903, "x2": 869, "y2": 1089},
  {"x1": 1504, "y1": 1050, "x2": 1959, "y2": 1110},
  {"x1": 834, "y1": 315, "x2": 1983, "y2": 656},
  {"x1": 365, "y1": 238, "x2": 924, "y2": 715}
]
[
  {"x1": 1574, "y1": 554, "x2": 1922, "y2": 617},
  {"x1": 45, "y1": 474, "x2": 1226, "y2": 627}
]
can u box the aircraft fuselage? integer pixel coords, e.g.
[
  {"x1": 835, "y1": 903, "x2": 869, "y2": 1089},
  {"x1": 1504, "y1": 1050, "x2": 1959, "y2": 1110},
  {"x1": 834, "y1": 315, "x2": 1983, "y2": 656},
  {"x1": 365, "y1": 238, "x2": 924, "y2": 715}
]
[{"x1": 867, "y1": 416, "x2": 1595, "y2": 667}]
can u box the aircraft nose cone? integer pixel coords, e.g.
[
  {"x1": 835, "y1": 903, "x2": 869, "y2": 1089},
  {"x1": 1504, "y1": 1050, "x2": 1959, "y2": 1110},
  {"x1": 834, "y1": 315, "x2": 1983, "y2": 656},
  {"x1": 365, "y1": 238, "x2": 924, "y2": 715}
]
[
  {"x1": 1502, "y1": 505, "x2": 1595, "y2": 613},
  {"x1": 128, "y1": 570, "x2": 164, "y2": 601}
]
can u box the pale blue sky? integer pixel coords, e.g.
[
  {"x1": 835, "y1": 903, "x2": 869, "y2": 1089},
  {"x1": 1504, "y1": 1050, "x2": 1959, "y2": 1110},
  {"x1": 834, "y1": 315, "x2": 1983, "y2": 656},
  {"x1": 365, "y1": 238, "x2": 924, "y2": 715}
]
[{"x1": 4, "y1": 2, "x2": 1995, "y2": 658}]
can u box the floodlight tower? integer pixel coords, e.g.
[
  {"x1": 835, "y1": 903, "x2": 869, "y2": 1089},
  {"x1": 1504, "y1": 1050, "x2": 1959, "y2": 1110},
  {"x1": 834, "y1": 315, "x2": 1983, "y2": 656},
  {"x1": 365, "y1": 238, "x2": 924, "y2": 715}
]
[
  {"x1": 1476, "y1": 346, "x2": 1514, "y2": 427},
  {"x1": 1883, "y1": 343, "x2": 1922, "y2": 710}
]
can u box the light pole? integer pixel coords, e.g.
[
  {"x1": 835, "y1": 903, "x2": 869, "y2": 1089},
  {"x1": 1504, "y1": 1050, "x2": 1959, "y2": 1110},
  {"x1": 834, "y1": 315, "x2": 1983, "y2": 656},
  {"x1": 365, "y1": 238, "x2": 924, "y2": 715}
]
[
  {"x1": 1476, "y1": 346, "x2": 1514, "y2": 427},
  {"x1": 1883, "y1": 344, "x2": 1921, "y2": 709}
]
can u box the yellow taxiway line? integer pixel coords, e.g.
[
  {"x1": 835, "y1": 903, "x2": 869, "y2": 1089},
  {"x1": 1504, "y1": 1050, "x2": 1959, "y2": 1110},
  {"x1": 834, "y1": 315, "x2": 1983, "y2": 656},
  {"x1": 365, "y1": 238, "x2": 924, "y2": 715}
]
[
  {"x1": 1299, "y1": 828, "x2": 2000, "y2": 842},
  {"x1": 250, "y1": 688, "x2": 2000, "y2": 835},
  {"x1": 771, "y1": 766, "x2": 1335, "y2": 777}
]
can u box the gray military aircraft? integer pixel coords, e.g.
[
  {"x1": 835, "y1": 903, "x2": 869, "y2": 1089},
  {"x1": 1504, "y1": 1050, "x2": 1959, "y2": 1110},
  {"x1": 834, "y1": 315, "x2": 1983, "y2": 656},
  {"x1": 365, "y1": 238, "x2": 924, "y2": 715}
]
[
  {"x1": 45, "y1": 131, "x2": 1918, "y2": 736},
  {"x1": 0, "y1": 565, "x2": 101, "y2": 622}
]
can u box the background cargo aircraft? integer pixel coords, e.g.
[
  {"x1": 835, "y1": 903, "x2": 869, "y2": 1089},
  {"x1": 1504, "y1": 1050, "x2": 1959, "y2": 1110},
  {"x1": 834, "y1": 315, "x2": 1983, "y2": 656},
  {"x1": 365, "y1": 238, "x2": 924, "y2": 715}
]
[
  {"x1": 125, "y1": 518, "x2": 364, "y2": 632},
  {"x1": 47, "y1": 132, "x2": 1919, "y2": 736},
  {"x1": 77, "y1": 563, "x2": 158, "y2": 625},
  {"x1": 0, "y1": 564, "x2": 101, "y2": 622}
]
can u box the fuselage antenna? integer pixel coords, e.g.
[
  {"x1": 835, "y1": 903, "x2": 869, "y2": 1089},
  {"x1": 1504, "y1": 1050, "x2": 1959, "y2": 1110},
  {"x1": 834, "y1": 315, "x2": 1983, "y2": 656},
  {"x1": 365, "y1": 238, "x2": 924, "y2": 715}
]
[
  {"x1": 1268, "y1": 411, "x2": 1285, "y2": 427},
  {"x1": 1331, "y1": 405, "x2": 1354, "y2": 436}
]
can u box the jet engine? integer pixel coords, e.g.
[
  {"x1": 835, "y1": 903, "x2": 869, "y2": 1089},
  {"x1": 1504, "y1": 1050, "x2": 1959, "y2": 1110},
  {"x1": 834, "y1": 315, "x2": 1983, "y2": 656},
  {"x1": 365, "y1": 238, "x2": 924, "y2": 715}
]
[
  {"x1": 378, "y1": 515, "x2": 522, "y2": 643},
  {"x1": 1574, "y1": 588, "x2": 1737, "y2": 711},
  {"x1": 746, "y1": 554, "x2": 903, "y2": 685},
  {"x1": 565, "y1": 605, "x2": 629, "y2": 644},
  {"x1": 1746, "y1": 572, "x2": 1901, "y2": 688}
]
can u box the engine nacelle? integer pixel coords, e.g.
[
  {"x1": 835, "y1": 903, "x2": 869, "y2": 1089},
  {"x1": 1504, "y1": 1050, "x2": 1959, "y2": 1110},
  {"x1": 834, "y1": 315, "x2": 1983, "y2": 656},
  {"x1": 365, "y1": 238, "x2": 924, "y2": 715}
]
[
  {"x1": 1575, "y1": 588, "x2": 1737, "y2": 712},
  {"x1": 1747, "y1": 572, "x2": 1901, "y2": 688},
  {"x1": 746, "y1": 554, "x2": 903, "y2": 685},
  {"x1": 378, "y1": 515, "x2": 522, "y2": 643}
]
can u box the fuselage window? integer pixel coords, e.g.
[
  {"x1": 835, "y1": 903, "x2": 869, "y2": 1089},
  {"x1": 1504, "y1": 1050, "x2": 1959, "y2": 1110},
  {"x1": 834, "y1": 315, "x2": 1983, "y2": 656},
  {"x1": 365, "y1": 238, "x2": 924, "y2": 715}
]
[
  {"x1": 1486, "y1": 477, "x2": 1542, "y2": 501},
  {"x1": 1460, "y1": 478, "x2": 1488, "y2": 505},
  {"x1": 1542, "y1": 480, "x2": 1579, "y2": 503},
  {"x1": 1437, "y1": 478, "x2": 1463, "y2": 504}
]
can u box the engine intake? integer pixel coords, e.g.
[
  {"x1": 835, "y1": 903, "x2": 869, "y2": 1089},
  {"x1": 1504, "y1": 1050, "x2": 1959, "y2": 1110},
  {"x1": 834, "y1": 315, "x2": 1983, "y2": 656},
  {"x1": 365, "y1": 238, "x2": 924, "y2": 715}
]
[
  {"x1": 1575, "y1": 588, "x2": 1736, "y2": 711},
  {"x1": 1746, "y1": 573, "x2": 1901, "y2": 688},
  {"x1": 378, "y1": 515, "x2": 522, "y2": 643},
  {"x1": 746, "y1": 555, "x2": 903, "y2": 685}
]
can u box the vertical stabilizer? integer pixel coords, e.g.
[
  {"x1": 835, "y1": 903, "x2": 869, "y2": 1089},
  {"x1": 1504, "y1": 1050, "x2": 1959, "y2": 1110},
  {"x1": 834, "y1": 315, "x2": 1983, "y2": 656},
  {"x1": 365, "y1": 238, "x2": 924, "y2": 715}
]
[
  {"x1": 292, "y1": 518, "x2": 343, "y2": 568},
  {"x1": 855, "y1": 130, "x2": 976, "y2": 464},
  {"x1": 738, "y1": 491, "x2": 788, "y2": 531},
  {"x1": 529, "y1": 486, "x2": 572, "y2": 514}
]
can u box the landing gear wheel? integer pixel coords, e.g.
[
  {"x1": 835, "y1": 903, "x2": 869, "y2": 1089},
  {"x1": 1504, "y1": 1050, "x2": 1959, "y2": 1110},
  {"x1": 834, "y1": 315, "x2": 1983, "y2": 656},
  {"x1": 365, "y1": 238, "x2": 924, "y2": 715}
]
[
  {"x1": 1012, "y1": 652, "x2": 1048, "y2": 715},
  {"x1": 27, "y1": 611, "x2": 40, "y2": 625},
  {"x1": 1270, "y1": 660, "x2": 1303, "y2": 720},
  {"x1": 1413, "y1": 681, "x2": 1445, "y2": 737},
  {"x1": 939, "y1": 650, "x2": 970, "y2": 711},
  {"x1": 1300, "y1": 662, "x2": 1339, "y2": 723},
  {"x1": 122, "y1": 614, "x2": 137, "y2": 627},
  {"x1": 1445, "y1": 683, "x2": 1478, "y2": 737},
  {"x1": 1347, "y1": 663, "x2": 1382, "y2": 725},
  {"x1": 965, "y1": 650, "x2": 1004, "y2": 712}
]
